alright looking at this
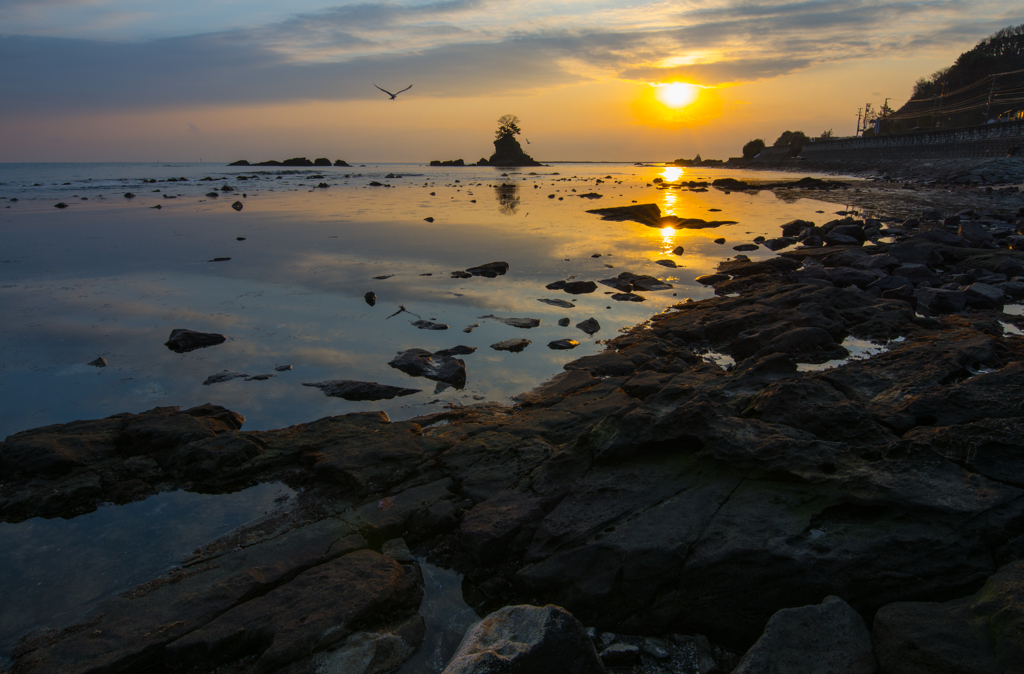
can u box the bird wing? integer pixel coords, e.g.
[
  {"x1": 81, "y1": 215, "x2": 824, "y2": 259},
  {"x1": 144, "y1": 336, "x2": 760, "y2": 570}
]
[
  {"x1": 374, "y1": 83, "x2": 395, "y2": 96},
  {"x1": 396, "y1": 85, "x2": 413, "y2": 95}
]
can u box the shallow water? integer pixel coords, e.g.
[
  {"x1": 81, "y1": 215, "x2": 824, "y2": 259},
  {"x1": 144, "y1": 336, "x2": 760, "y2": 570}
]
[
  {"x1": 0, "y1": 481, "x2": 294, "y2": 660},
  {"x1": 0, "y1": 161, "x2": 855, "y2": 438}
]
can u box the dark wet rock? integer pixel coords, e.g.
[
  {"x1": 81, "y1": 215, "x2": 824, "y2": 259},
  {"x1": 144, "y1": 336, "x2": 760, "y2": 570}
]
[
  {"x1": 491, "y1": 339, "x2": 532, "y2": 353},
  {"x1": 548, "y1": 339, "x2": 580, "y2": 350},
  {"x1": 411, "y1": 320, "x2": 449, "y2": 330},
  {"x1": 913, "y1": 229, "x2": 969, "y2": 247},
  {"x1": 164, "y1": 328, "x2": 226, "y2": 353},
  {"x1": 963, "y1": 282, "x2": 1005, "y2": 309},
  {"x1": 915, "y1": 287, "x2": 967, "y2": 314},
  {"x1": 313, "y1": 157, "x2": 331, "y2": 166},
  {"x1": 87, "y1": 357, "x2": 107, "y2": 367},
  {"x1": 123, "y1": 192, "x2": 135, "y2": 198},
  {"x1": 577, "y1": 193, "x2": 603, "y2": 199},
  {"x1": 538, "y1": 298, "x2": 575, "y2": 308},
  {"x1": 389, "y1": 348, "x2": 466, "y2": 387},
  {"x1": 611, "y1": 293, "x2": 645, "y2": 302},
  {"x1": 599, "y1": 277, "x2": 634, "y2": 292},
  {"x1": 274, "y1": 365, "x2": 293, "y2": 372},
  {"x1": 302, "y1": 380, "x2": 421, "y2": 401},
  {"x1": 548, "y1": 280, "x2": 599, "y2": 295},
  {"x1": 696, "y1": 274, "x2": 729, "y2": 286},
  {"x1": 205, "y1": 191, "x2": 219, "y2": 197},
  {"x1": 586, "y1": 203, "x2": 662, "y2": 225},
  {"x1": 203, "y1": 370, "x2": 250, "y2": 385},
  {"x1": 781, "y1": 219, "x2": 815, "y2": 236},
  {"x1": 441, "y1": 605, "x2": 604, "y2": 674},
  {"x1": 763, "y1": 237, "x2": 797, "y2": 251},
  {"x1": 54, "y1": 202, "x2": 68, "y2": 208},
  {"x1": 451, "y1": 271, "x2": 473, "y2": 279},
  {"x1": 466, "y1": 261, "x2": 510, "y2": 277},
  {"x1": 480, "y1": 315, "x2": 541, "y2": 329},
  {"x1": 733, "y1": 596, "x2": 875, "y2": 674},
  {"x1": 733, "y1": 244, "x2": 759, "y2": 252},
  {"x1": 616, "y1": 272, "x2": 673, "y2": 291},
  {"x1": 824, "y1": 232, "x2": 860, "y2": 247},
  {"x1": 873, "y1": 561, "x2": 1024, "y2": 674},
  {"x1": 365, "y1": 292, "x2": 376, "y2": 306},
  {"x1": 672, "y1": 246, "x2": 685, "y2": 255},
  {"x1": 209, "y1": 257, "x2": 231, "y2": 262},
  {"x1": 893, "y1": 263, "x2": 942, "y2": 286},
  {"x1": 334, "y1": 159, "x2": 351, "y2": 166},
  {"x1": 655, "y1": 259, "x2": 678, "y2": 268},
  {"x1": 228, "y1": 160, "x2": 250, "y2": 166},
  {"x1": 996, "y1": 257, "x2": 1024, "y2": 277},
  {"x1": 828, "y1": 267, "x2": 885, "y2": 289},
  {"x1": 576, "y1": 318, "x2": 601, "y2": 335},
  {"x1": 231, "y1": 201, "x2": 243, "y2": 211},
  {"x1": 959, "y1": 221, "x2": 994, "y2": 246},
  {"x1": 558, "y1": 318, "x2": 571, "y2": 327}
]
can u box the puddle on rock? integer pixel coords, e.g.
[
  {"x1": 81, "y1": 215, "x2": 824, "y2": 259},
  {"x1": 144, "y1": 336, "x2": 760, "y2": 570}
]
[
  {"x1": 396, "y1": 560, "x2": 480, "y2": 674},
  {"x1": 1003, "y1": 304, "x2": 1024, "y2": 316},
  {"x1": 1001, "y1": 321, "x2": 1023, "y2": 336},
  {"x1": 0, "y1": 481, "x2": 294, "y2": 661},
  {"x1": 798, "y1": 336, "x2": 906, "y2": 372}
]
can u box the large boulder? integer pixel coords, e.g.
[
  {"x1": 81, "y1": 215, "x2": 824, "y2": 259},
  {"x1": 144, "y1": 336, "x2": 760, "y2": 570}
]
[
  {"x1": 733, "y1": 596, "x2": 876, "y2": 674},
  {"x1": 872, "y1": 561, "x2": 1024, "y2": 674},
  {"x1": 441, "y1": 604, "x2": 605, "y2": 674}
]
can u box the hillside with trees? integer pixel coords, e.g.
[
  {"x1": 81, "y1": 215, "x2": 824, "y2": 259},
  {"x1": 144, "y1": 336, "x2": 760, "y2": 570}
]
[{"x1": 886, "y1": 24, "x2": 1024, "y2": 132}]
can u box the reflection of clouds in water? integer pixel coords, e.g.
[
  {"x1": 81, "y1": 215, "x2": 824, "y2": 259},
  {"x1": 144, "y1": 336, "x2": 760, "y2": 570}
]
[
  {"x1": 494, "y1": 183, "x2": 520, "y2": 215},
  {"x1": 131, "y1": 381, "x2": 168, "y2": 402}
]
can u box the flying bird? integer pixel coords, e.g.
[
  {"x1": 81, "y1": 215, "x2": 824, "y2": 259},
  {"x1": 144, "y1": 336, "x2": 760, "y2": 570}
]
[{"x1": 374, "y1": 84, "x2": 412, "y2": 100}]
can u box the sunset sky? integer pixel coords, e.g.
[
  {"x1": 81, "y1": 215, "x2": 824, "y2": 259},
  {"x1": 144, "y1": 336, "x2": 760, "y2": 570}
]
[{"x1": 2, "y1": 0, "x2": 1021, "y2": 163}]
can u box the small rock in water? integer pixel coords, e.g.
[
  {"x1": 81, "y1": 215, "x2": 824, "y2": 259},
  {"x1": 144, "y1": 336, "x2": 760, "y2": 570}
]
[
  {"x1": 245, "y1": 374, "x2": 275, "y2": 381},
  {"x1": 205, "y1": 191, "x2": 219, "y2": 197},
  {"x1": 203, "y1": 370, "x2": 250, "y2": 385},
  {"x1": 165, "y1": 328, "x2": 226, "y2": 353},
  {"x1": 655, "y1": 259, "x2": 678, "y2": 268},
  {"x1": 274, "y1": 364, "x2": 293, "y2": 371},
  {"x1": 611, "y1": 293, "x2": 645, "y2": 302},
  {"x1": 87, "y1": 357, "x2": 107, "y2": 367},
  {"x1": 424, "y1": 217, "x2": 435, "y2": 222},
  {"x1": 54, "y1": 202, "x2": 68, "y2": 209},
  {"x1": 411, "y1": 320, "x2": 448, "y2": 330},
  {"x1": 364, "y1": 291, "x2": 376, "y2": 306},
  {"x1": 548, "y1": 339, "x2": 580, "y2": 350},
  {"x1": 466, "y1": 261, "x2": 510, "y2": 277},
  {"x1": 231, "y1": 201, "x2": 243, "y2": 211},
  {"x1": 451, "y1": 271, "x2": 473, "y2": 279},
  {"x1": 558, "y1": 317, "x2": 571, "y2": 327},
  {"x1": 576, "y1": 318, "x2": 601, "y2": 335},
  {"x1": 389, "y1": 348, "x2": 466, "y2": 387},
  {"x1": 303, "y1": 379, "x2": 421, "y2": 401},
  {"x1": 733, "y1": 243, "x2": 759, "y2": 251},
  {"x1": 209, "y1": 257, "x2": 231, "y2": 262},
  {"x1": 236, "y1": 237, "x2": 246, "y2": 241},
  {"x1": 123, "y1": 192, "x2": 135, "y2": 198},
  {"x1": 491, "y1": 339, "x2": 531, "y2": 352},
  {"x1": 672, "y1": 245, "x2": 685, "y2": 255},
  {"x1": 373, "y1": 274, "x2": 394, "y2": 280},
  {"x1": 480, "y1": 314, "x2": 541, "y2": 329},
  {"x1": 434, "y1": 345, "x2": 477, "y2": 357},
  {"x1": 538, "y1": 298, "x2": 575, "y2": 308},
  {"x1": 714, "y1": 238, "x2": 726, "y2": 244},
  {"x1": 463, "y1": 323, "x2": 480, "y2": 333}
]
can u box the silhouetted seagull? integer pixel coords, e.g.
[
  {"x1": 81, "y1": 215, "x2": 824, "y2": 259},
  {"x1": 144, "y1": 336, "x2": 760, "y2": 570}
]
[{"x1": 374, "y1": 84, "x2": 412, "y2": 100}]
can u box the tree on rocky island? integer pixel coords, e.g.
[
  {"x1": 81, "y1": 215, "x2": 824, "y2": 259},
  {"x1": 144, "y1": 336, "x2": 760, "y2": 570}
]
[
  {"x1": 742, "y1": 138, "x2": 766, "y2": 160},
  {"x1": 482, "y1": 114, "x2": 540, "y2": 167},
  {"x1": 495, "y1": 114, "x2": 522, "y2": 140}
]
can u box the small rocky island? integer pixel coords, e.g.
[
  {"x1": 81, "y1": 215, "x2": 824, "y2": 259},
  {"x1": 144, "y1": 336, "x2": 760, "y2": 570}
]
[{"x1": 432, "y1": 114, "x2": 542, "y2": 167}]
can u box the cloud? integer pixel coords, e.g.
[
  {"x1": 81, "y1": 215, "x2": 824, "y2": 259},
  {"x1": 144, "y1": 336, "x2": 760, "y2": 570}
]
[{"x1": 1, "y1": 0, "x2": 1017, "y2": 115}]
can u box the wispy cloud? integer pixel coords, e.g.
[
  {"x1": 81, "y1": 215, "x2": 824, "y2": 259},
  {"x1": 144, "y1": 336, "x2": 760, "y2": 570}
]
[{"x1": 1, "y1": 0, "x2": 1018, "y2": 115}]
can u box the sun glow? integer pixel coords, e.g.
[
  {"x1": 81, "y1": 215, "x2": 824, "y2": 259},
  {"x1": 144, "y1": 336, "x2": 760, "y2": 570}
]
[{"x1": 655, "y1": 83, "x2": 700, "y2": 109}]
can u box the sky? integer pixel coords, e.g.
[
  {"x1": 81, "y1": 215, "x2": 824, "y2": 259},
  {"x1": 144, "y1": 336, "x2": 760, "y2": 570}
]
[{"x1": 1, "y1": 0, "x2": 1021, "y2": 162}]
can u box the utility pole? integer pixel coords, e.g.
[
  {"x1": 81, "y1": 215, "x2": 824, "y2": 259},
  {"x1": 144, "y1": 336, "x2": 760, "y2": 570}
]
[
  {"x1": 856, "y1": 108, "x2": 863, "y2": 136},
  {"x1": 985, "y1": 75, "x2": 998, "y2": 121}
]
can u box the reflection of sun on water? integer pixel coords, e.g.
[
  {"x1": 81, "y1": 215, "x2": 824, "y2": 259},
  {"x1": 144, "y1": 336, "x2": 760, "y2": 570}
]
[
  {"x1": 660, "y1": 226, "x2": 676, "y2": 249},
  {"x1": 661, "y1": 167, "x2": 683, "y2": 182},
  {"x1": 661, "y1": 189, "x2": 677, "y2": 217}
]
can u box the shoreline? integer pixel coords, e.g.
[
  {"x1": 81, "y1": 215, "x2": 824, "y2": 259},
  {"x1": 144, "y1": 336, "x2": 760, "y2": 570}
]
[{"x1": 3, "y1": 180, "x2": 1024, "y2": 672}]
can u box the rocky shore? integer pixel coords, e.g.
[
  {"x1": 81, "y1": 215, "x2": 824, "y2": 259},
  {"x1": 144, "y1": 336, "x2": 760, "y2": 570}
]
[{"x1": 3, "y1": 189, "x2": 1024, "y2": 673}]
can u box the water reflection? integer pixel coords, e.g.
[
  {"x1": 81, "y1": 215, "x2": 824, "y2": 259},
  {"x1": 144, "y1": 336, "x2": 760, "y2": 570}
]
[
  {"x1": 0, "y1": 482, "x2": 293, "y2": 657},
  {"x1": 494, "y1": 182, "x2": 520, "y2": 215},
  {"x1": 660, "y1": 166, "x2": 684, "y2": 182}
]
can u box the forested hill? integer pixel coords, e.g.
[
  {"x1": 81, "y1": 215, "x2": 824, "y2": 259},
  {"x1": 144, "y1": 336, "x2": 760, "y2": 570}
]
[{"x1": 889, "y1": 24, "x2": 1024, "y2": 132}]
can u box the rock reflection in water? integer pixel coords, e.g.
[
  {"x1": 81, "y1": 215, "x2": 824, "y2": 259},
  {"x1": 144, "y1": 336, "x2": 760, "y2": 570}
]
[{"x1": 494, "y1": 182, "x2": 520, "y2": 215}]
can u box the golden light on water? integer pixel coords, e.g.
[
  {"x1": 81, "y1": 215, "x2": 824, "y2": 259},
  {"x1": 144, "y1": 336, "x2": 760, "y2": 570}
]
[
  {"x1": 661, "y1": 167, "x2": 684, "y2": 182},
  {"x1": 654, "y1": 82, "x2": 700, "y2": 108}
]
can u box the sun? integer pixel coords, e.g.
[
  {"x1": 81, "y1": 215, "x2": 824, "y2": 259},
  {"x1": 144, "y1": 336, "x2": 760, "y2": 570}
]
[{"x1": 654, "y1": 83, "x2": 700, "y2": 109}]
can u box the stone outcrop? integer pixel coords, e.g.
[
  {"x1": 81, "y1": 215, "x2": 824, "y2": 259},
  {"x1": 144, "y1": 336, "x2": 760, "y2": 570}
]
[{"x1": 479, "y1": 135, "x2": 540, "y2": 167}]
